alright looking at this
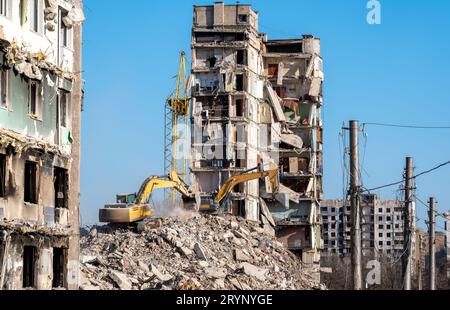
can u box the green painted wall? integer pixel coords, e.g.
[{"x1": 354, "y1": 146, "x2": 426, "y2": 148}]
[
  {"x1": 0, "y1": 58, "x2": 72, "y2": 148},
  {"x1": 0, "y1": 68, "x2": 58, "y2": 144}
]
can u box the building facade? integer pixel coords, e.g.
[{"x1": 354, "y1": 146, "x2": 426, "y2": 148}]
[
  {"x1": 190, "y1": 3, "x2": 323, "y2": 263},
  {"x1": 0, "y1": 0, "x2": 84, "y2": 290},
  {"x1": 321, "y1": 195, "x2": 412, "y2": 258}
]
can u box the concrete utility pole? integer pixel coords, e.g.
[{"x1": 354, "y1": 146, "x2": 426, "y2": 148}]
[
  {"x1": 418, "y1": 234, "x2": 423, "y2": 290},
  {"x1": 349, "y1": 120, "x2": 362, "y2": 290},
  {"x1": 403, "y1": 157, "x2": 414, "y2": 290},
  {"x1": 428, "y1": 197, "x2": 436, "y2": 291}
]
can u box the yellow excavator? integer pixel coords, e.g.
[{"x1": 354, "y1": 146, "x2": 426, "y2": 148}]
[
  {"x1": 99, "y1": 166, "x2": 279, "y2": 224},
  {"x1": 98, "y1": 171, "x2": 198, "y2": 224},
  {"x1": 199, "y1": 165, "x2": 279, "y2": 211}
]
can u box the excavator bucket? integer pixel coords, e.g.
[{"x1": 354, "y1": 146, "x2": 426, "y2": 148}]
[{"x1": 182, "y1": 193, "x2": 200, "y2": 211}]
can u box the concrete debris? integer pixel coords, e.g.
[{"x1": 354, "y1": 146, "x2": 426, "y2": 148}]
[
  {"x1": 193, "y1": 242, "x2": 207, "y2": 261},
  {"x1": 109, "y1": 270, "x2": 132, "y2": 290},
  {"x1": 238, "y1": 262, "x2": 267, "y2": 281},
  {"x1": 280, "y1": 134, "x2": 303, "y2": 149},
  {"x1": 80, "y1": 213, "x2": 323, "y2": 290},
  {"x1": 3, "y1": 41, "x2": 74, "y2": 80}
]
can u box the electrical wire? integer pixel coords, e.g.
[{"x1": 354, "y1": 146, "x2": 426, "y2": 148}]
[
  {"x1": 363, "y1": 122, "x2": 450, "y2": 129},
  {"x1": 414, "y1": 195, "x2": 449, "y2": 221},
  {"x1": 363, "y1": 160, "x2": 450, "y2": 192}
]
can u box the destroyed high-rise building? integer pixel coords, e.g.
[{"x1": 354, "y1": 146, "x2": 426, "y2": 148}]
[
  {"x1": 190, "y1": 3, "x2": 323, "y2": 263},
  {"x1": 0, "y1": 0, "x2": 84, "y2": 289}
]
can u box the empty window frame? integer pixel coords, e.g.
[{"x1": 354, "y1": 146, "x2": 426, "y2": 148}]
[
  {"x1": 0, "y1": 0, "x2": 6, "y2": 16},
  {"x1": 24, "y1": 161, "x2": 38, "y2": 204},
  {"x1": 52, "y1": 248, "x2": 66, "y2": 288},
  {"x1": 28, "y1": 80, "x2": 42, "y2": 118},
  {"x1": 235, "y1": 99, "x2": 243, "y2": 117},
  {"x1": 238, "y1": 14, "x2": 248, "y2": 23},
  {"x1": 59, "y1": 8, "x2": 73, "y2": 49},
  {"x1": 208, "y1": 56, "x2": 216, "y2": 68},
  {"x1": 29, "y1": 0, "x2": 43, "y2": 34},
  {"x1": 236, "y1": 50, "x2": 247, "y2": 65},
  {"x1": 0, "y1": 69, "x2": 9, "y2": 109},
  {"x1": 235, "y1": 74, "x2": 244, "y2": 91},
  {"x1": 0, "y1": 0, "x2": 10, "y2": 17},
  {"x1": 59, "y1": 91, "x2": 70, "y2": 128},
  {"x1": 23, "y1": 246, "x2": 37, "y2": 288},
  {"x1": 54, "y1": 167, "x2": 68, "y2": 209},
  {"x1": 0, "y1": 154, "x2": 6, "y2": 198}
]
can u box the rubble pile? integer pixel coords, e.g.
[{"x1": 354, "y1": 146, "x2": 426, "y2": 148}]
[{"x1": 80, "y1": 212, "x2": 323, "y2": 290}]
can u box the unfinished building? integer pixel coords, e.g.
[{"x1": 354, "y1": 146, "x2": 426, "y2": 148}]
[
  {"x1": 0, "y1": 0, "x2": 84, "y2": 289},
  {"x1": 190, "y1": 3, "x2": 323, "y2": 263}
]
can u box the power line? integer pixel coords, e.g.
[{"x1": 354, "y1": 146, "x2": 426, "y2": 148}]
[
  {"x1": 414, "y1": 196, "x2": 448, "y2": 221},
  {"x1": 363, "y1": 160, "x2": 450, "y2": 192},
  {"x1": 363, "y1": 122, "x2": 450, "y2": 129}
]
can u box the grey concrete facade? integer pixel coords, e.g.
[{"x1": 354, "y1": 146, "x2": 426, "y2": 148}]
[
  {"x1": 321, "y1": 195, "x2": 412, "y2": 259},
  {"x1": 190, "y1": 3, "x2": 324, "y2": 263}
]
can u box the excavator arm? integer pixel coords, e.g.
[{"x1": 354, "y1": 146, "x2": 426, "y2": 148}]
[{"x1": 213, "y1": 167, "x2": 279, "y2": 208}]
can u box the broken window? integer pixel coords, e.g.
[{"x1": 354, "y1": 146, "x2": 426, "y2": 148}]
[
  {"x1": 28, "y1": 80, "x2": 42, "y2": 118},
  {"x1": 0, "y1": 69, "x2": 8, "y2": 109},
  {"x1": 235, "y1": 99, "x2": 243, "y2": 117},
  {"x1": 238, "y1": 14, "x2": 248, "y2": 23},
  {"x1": 235, "y1": 74, "x2": 244, "y2": 91},
  {"x1": 236, "y1": 50, "x2": 246, "y2": 65},
  {"x1": 30, "y1": 0, "x2": 43, "y2": 34},
  {"x1": 52, "y1": 248, "x2": 66, "y2": 288},
  {"x1": 23, "y1": 246, "x2": 37, "y2": 288},
  {"x1": 266, "y1": 42, "x2": 303, "y2": 53},
  {"x1": 0, "y1": 70, "x2": 9, "y2": 109},
  {"x1": 59, "y1": 91, "x2": 70, "y2": 128},
  {"x1": 0, "y1": 154, "x2": 6, "y2": 198},
  {"x1": 54, "y1": 167, "x2": 68, "y2": 209},
  {"x1": 268, "y1": 64, "x2": 278, "y2": 76},
  {"x1": 0, "y1": 0, "x2": 7, "y2": 17},
  {"x1": 237, "y1": 200, "x2": 245, "y2": 218},
  {"x1": 59, "y1": 8, "x2": 73, "y2": 49},
  {"x1": 24, "y1": 161, "x2": 38, "y2": 204},
  {"x1": 208, "y1": 56, "x2": 216, "y2": 68}
]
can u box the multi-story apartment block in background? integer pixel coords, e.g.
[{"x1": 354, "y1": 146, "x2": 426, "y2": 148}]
[
  {"x1": 0, "y1": 0, "x2": 84, "y2": 289},
  {"x1": 321, "y1": 194, "x2": 413, "y2": 259},
  {"x1": 190, "y1": 2, "x2": 323, "y2": 263}
]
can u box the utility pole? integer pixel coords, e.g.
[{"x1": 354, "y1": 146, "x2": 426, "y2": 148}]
[
  {"x1": 349, "y1": 120, "x2": 362, "y2": 290},
  {"x1": 428, "y1": 197, "x2": 436, "y2": 290},
  {"x1": 403, "y1": 157, "x2": 414, "y2": 290},
  {"x1": 418, "y1": 234, "x2": 423, "y2": 290}
]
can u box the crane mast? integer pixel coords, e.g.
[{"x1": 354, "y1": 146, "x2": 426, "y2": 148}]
[{"x1": 164, "y1": 52, "x2": 190, "y2": 203}]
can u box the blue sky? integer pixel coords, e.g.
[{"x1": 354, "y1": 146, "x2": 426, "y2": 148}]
[{"x1": 81, "y1": 0, "x2": 450, "y2": 230}]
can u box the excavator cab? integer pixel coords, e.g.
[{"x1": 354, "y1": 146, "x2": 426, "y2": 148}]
[
  {"x1": 99, "y1": 171, "x2": 199, "y2": 224},
  {"x1": 116, "y1": 193, "x2": 137, "y2": 204}
]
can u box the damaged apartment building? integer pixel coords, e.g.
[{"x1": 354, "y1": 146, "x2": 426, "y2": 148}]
[
  {"x1": 190, "y1": 3, "x2": 323, "y2": 263},
  {"x1": 321, "y1": 194, "x2": 415, "y2": 259},
  {"x1": 0, "y1": 0, "x2": 84, "y2": 289}
]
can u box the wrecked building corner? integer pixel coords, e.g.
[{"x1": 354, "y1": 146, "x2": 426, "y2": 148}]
[
  {"x1": 0, "y1": 0, "x2": 84, "y2": 290},
  {"x1": 189, "y1": 3, "x2": 323, "y2": 264}
]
